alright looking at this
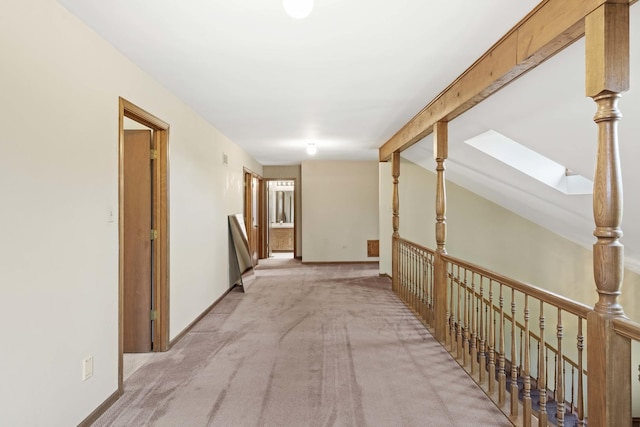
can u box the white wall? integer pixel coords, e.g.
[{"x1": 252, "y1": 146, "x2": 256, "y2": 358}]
[
  {"x1": 0, "y1": 1, "x2": 261, "y2": 425},
  {"x1": 380, "y1": 158, "x2": 640, "y2": 319},
  {"x1": 302, "y1": 161, "x2": 379, "y2": 262}
]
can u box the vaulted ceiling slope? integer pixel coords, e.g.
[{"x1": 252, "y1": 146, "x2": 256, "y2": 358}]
[
  {"x1": 404, "y1": 4, "x2": 640, "y2": 273},
  {"x1": 56, "y1": 1, "x2": 639, "y2": 271}
]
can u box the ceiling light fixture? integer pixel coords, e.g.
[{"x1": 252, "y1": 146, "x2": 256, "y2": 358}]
[
  {"x1": 306, "y1": 143, "x2": 317, "y2": 156},
  {"x1": 283, "y1": 0, "x2": 314, "y2": 19}
]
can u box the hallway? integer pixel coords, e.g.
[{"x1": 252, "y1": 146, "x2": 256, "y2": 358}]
[{"x1": 94, "y1": 259, "x2": 511, "y2": 426}]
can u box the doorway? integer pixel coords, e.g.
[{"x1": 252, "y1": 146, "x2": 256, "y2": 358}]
[
  {"x1": 266, "y1": 179, "x2": 296, "y2": 259},
  {"x1": 118, "y1": 98, "x2": 169, "y2": 391}
]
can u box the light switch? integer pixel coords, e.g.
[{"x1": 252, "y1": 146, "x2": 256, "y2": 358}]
[{"x1": 82, "y1": 356, "x2": 93, "y2": 381}]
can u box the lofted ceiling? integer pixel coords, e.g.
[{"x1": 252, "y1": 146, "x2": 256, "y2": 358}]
[{"x1": 56, "y1": 1, "x2": 640, "y2": 271}]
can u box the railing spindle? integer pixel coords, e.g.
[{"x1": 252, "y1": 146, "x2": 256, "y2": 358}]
[
  {"x1": 448, "y1": 263, "x2": 454, "y2": 350},
  {"x1": 557, "y1": 309, "x2": 565, "y2": 427},
  {"x1": 538, "y1": 301, "x2": 548, "y2": 427},
  {"x1": 523, "y1": 295, "x2": 531, "y2": 426},
  {"x1": 498, "y1": 284, "x2": 506, "y2": 405},
  {"x1": 577, "y1": 317, "x2": 585, "y2": 426},
  {"x1": 488, "y1": 281, "x2": 496, "y2": 394},
  {"x1": 471, "y1": 272, "x2": 478, "y2": 374},
  {"x1": 510, "y1": 289, "x2": 518, "y2": 416},
  {"x1": 463, "y1": 270, "x2": 470, "y2": 366},
  {"x1": 457, "y1": 266, "x2": 463, "y2": 359},
  {"x1": 478, "y1": 276, "x2": 486, "y2": 383}
]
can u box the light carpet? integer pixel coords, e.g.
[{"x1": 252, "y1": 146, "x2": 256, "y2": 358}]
[{"x1": 93, "y1": 259, "x2": 512, "y2": 426}]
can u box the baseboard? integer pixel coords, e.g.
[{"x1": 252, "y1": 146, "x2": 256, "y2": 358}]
[
  {"x1": 301, "y1": 261, "x2": 380, "y2": 265},
  {"x1": 295, "y1": 255, "x2": 302, "y2": 260},
  {"x1": 169, "y1": 286, "x2": 235, "y2": 348},
  {"x1": 633, "y1": 417, "x2": 640, "y2": 427},
  {"x1": 77, "y1": 388, "x2": 122, "y2": 427},
  {"x1": 379, "y1": 273, "x2": 392, "y2": 279}
]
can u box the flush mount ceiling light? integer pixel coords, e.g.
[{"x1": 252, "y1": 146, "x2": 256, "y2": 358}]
[
  {"x1": 306, "y1": 143, "x2": 317, "y2": 156},
  {"x1": 283, "y1": 0, "x2": 314, "y2": 19}
]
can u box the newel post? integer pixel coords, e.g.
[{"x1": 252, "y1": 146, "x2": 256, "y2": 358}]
[
  {"x1": 585, "y1": 3, "x2": 631, "y2": 426},
  {"x1": 392, "y1": 152, "x2": 400, "y2": 293},
  {"x1": 433, "y1": 122, "x2": 448, "y2": 342}
]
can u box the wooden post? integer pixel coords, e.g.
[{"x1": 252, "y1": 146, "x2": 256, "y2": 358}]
[
  {"x1": 433, "y1": 121, "x2": 448, "y2": 342},
  {"x1": 585, "y1": 3, "x2": 631, "y2": 427},
  {"x1": 392, "y1": 152, "x2": 400, "y2": 293}
]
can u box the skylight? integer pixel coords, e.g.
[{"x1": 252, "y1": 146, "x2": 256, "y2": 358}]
[{"x1": 464, "y1": 130, "x2": 592, "y2": 195}]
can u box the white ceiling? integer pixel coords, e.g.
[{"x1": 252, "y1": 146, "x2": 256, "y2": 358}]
[{"x1": 57, "y1": 1, "x2": 640, "y2": 271}]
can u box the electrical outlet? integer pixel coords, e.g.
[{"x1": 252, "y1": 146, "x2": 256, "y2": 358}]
[{"x1": 82, "y1": 356, "x2": 93, "y2": 381}]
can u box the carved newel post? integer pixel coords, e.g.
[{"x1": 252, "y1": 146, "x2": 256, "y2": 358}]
[
  {"x1": 433, "y1": 122, "x2": 448, "y2": 342},
  {"x1": 585, "y1": 3, "x2": 631, "y2": 426},
  {"x1": 392, "y1": 152, "x2": 400, "y2": 293}
]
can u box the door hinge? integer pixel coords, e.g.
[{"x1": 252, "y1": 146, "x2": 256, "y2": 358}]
[
  {"x1": 150, "y1": 149, "x2": 158, "y2": 160},
  {"x1": 150, "y1": 229, "x2": 158, "y2": 240},
  {"x1": 150, "y1": 310, "x2": 158, "y2": 321}
]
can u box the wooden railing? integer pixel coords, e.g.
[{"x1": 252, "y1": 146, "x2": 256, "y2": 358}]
[
  {"x1": 393, "y1": 236, "x2": 597, "y2": 426},
  {"x1": 393, "y1": 237, "x2": 435, "y2": 328},
  {"x1": 383, "y1": 3, "x2": 637, "y2": 425},
  {"x1": 443, "y1": 253, "x2": 592, "y2": 427}
]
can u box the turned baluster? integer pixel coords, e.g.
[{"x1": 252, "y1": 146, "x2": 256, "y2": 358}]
[
  {"x1": 523, "y1": 295, "x2": 531, "y2": 426},
  {"x1": 413, "y1": 249, "x2": 420, "y2": 314},
  {"x1": 488, "y1": 281, "x2": 496, "y2": 394},
  {"x1": 462, "y1": 270, "x2": 470, "y2": 366},
  {"x1": 399, "y1": 243, "x2": 405, "y2": 301},
  {"x1": 447, "y1": 264, "x2": 454, "y2": 350},
  {"x1": 420, "y1": 252, "x2": 425, "y2": 321},
  {"x1": 510, "y1": 289, "x2": 518, "y2": 416},
  {"x1": 538, "y1": 302, "x2": 548, "y2": 427},
  {"x1": 403, "y1": 244, "x2": 408, "y2": 302},
  {"x1": 411, "y1": 247, "x2": 416, "y2": 310},
  {"x1": 577, "y1": 318, "x2": 585, "y2": 427},
  {"x1": 468, "y1": 272, "x2": 476, "y2": 371},
  {"x1": 478, "y1": 276, "x2": 486, "y2": 383},
  {"x1": 556, "y1": 309, "x2": 565, "y2": 427},
  {"x1": 457, "y1": 266, "x2": 463, "y2": 359},
  {"x1": 498, "y1": 284, "x2": 506, "y2": 405}
]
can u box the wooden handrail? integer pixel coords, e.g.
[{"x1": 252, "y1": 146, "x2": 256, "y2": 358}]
[
  {"x1": 613, "y1": 317, "x2": 640, "y2": 341},
  {"x1": 398, "y1": 238, "x2": 591, "y2": 374},
  {"x1": 442, "y1": 253, "x2": 593, "y2": 318},
  {"x1": 395, "y1": 236, "x2": 436, "y2": 256}
]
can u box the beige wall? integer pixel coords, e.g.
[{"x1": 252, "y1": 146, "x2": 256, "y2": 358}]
[
  {"x1": 302, "y1": 161, "x2": 379, "y2": 262},
  {"x1": 380, "y1": 158, "x2": 640, "y2": 319},
  {"x1": 380, "y1": 158, "x2": 640, "y2": 415},
  {"x1": 0, "y1": 1, "x2": 261, "y2": 425},
  {"x1": 263, "y1": 165, "x2": 302, "y2": 258}
]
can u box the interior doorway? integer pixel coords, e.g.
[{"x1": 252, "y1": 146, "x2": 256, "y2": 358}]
[
  {"x1": 266, "y1": 179, "x2": 296, "y2": 259},
  {"x1": 118, "y1": 98, "x2": 170, "y2": 391}
]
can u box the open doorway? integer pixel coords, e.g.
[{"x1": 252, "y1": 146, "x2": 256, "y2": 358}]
[
  {"x1": 266, "y1": 179, "x2": 296, "y2": 259},
  {"x1": 118, "y1": 98, "x2": 170, "y2": 391}
]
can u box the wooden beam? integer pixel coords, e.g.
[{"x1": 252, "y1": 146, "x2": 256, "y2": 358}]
[{"x1": 379, "y1": 0, "x2": 629, "y2": 161}]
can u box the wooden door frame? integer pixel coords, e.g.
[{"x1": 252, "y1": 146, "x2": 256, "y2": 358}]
[
  {"x1": 243, "y1": 168, "x2": 265, "y2": 261},
  {"x1": 263, "y1": 178, "x2": 297, "y2": 257},
  {"x1": 118, "y1": 97, "x2": 170, "y2": 392}
]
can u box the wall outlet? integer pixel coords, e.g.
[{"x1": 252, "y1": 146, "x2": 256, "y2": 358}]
[{"x1": 82, "y1": 356, "x2": 93, "y2": 381}]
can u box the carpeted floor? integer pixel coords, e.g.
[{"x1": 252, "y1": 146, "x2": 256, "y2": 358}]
[{"x1": 93, "y1": 258, "x2": 512, "y2": 427}]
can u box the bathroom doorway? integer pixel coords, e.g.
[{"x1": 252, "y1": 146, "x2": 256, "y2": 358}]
[{"x1": 266, "y1": 180, "x2": 295, "y2": 259}]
